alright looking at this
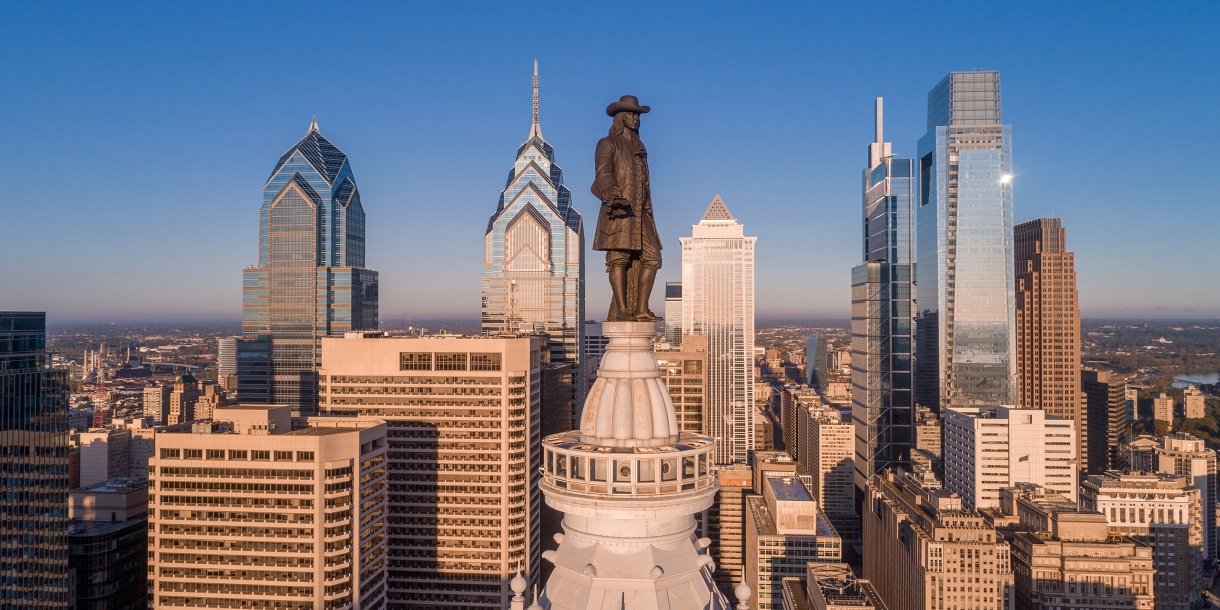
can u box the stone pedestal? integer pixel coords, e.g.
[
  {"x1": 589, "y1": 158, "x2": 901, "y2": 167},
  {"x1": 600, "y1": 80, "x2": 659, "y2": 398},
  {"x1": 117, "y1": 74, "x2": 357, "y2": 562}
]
[{"x1": 537, "y1": 322, "x2": 730, "y2": 610}]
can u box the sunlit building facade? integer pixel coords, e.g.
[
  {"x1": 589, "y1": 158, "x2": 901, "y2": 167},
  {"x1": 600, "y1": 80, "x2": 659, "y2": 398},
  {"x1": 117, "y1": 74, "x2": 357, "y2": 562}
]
[
  {"x1": 915, "y1": 71, "x2": 1015, "y2": 411},
  {"x1": 482, "y1": 61, "x2": 584, "y2": 376},
  {"x1": 852, "y1": 98, "x2": 916, "y2": 496},
  {"x1": 238, "y1": 119, "x2": 379, "y2": 415},
  {"x1": 681, "y1": 195, "x2": 756, "y2": 464}
]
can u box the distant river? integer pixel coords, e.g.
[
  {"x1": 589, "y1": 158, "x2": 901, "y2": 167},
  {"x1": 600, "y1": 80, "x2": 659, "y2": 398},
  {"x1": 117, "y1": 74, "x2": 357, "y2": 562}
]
[{"x1": 1172, "y1": 372, "x2": 1220, "y2": 388}]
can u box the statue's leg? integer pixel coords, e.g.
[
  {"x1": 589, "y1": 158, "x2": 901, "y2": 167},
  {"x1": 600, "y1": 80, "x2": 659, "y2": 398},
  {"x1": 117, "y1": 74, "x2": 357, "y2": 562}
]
[
  {"x1": 606, "y1": 251, "x2": 630, "y2": 321},
  {"x1": 632, "y1": 237, "x2": 662, "y2": 322}
]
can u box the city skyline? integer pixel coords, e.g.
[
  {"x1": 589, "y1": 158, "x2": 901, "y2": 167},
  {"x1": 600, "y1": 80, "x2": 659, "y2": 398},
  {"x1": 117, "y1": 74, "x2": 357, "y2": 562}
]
[{"x1": 2, "y1": 4, "x2": 1217, "y2": 321}]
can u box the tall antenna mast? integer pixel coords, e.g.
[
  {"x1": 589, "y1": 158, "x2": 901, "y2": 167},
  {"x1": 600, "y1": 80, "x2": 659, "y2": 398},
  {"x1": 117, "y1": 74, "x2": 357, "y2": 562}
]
[{"x1": 530, "y1": 58, "x2": 542, "y2": 139}]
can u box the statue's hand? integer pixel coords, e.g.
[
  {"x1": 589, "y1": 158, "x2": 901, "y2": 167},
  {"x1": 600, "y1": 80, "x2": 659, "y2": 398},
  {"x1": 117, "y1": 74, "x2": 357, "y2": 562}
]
[{"x1": 602, "y1": 186, "x2": 623, "y2": 203}]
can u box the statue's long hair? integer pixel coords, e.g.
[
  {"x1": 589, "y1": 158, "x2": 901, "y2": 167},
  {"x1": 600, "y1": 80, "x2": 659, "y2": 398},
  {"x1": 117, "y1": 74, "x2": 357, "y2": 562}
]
[{"x1": 608, "y1": 112, "x2": 631, "y2": 136}]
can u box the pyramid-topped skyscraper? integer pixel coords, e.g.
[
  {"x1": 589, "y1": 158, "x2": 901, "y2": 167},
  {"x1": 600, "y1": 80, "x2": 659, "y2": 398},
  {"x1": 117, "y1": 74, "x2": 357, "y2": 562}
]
[
  {"x1": 238, "y1": 119, "x2": 379, "y2": 415},
  {"x1": 482, "y1": 60, "x2": 585, "y2": 373}
]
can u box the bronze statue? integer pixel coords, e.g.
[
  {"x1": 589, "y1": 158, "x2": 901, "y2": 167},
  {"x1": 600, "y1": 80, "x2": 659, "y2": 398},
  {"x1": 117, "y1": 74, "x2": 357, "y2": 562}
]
[{"x1": 591, "y1": 95, "x2": 662, "y2": 322}]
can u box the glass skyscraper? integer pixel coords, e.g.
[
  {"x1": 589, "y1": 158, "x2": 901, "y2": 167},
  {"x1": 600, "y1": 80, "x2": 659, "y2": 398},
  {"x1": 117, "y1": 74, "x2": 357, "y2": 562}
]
[
  {"x1": 482, "y1": 61, "x2": 584, "y2": 373},
  {"x1": 680, "y1": 195, "x2": 755, "y2": 465},
  {"x1": 851, "y1": 98, "x2": 916, "y2": 494},
  {"x1": 915, "y1": 71, "x2": 1015, "y2": 411},
  {"x1": 1, "y1": 312, "x2": 70, "y2": 609},
  {"x1": 238, "y1": 119, "x2": 379, "y2": 415}
]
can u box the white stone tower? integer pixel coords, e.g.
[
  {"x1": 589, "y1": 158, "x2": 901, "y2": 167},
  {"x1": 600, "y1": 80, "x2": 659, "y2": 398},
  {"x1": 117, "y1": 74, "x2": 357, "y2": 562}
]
[{"x1": 536, "y1": 321, "x2": 733, "y2": 609}]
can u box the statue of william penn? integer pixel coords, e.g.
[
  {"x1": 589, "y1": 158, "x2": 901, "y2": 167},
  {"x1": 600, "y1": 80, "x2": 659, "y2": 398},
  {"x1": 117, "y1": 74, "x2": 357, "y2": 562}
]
[{"x1": 591, "y1": 95, "x2": 661, "y2": 322}]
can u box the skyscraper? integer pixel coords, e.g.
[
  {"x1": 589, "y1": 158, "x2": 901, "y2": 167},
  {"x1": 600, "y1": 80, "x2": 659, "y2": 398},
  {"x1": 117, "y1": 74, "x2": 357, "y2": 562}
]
[
  {"x1": 663, "y1": 282, "x2": 683, "y2": 345},
  {"x1": 681, "y1": 195, "x2": 756, "y2": 465},
  {"x1": 216, "y1": 336, "x2": 237, "y2": 379},
  {"x1": 0, "y1": 312, "x2": 70, "y2": 609},
  {"x1": 1082, "y1": 368, "x2": 1130, "y2": 473},
  {"x1": 851, "y1": 98, "x2": 916, "y2": 495},
  {"x1": 1015, "y1": 217, "x2": 1083, "y2": 461},
  {"x1": 915, "y1": 71, "x2": 1015, "y2": 411},
  {"x1": 238, "y1": 119, "x2": 379, "y2": 415},
  {"x1": 482, "y1": 60, "x2": 584, "y2": 372}
]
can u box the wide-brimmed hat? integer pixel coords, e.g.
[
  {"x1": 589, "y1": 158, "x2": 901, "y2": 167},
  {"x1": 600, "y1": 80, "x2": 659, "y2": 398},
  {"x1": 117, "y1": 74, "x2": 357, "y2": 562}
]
[{"x1": 606, "y1": 95, "x2": 650, "y2": 117}]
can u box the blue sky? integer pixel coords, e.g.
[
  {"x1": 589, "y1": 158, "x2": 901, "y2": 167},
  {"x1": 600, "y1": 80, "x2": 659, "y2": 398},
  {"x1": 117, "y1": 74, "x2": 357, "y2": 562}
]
[{"x1": 1, "y1": 2, "x2": 1217, "y2": 321}]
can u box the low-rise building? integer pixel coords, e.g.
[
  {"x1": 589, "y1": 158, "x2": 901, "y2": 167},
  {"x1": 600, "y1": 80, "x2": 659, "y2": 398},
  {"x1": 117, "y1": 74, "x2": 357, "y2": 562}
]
[
  {"x1": 1079, "y1": 471, "x2": 1203, "y2": 610},
  {"x1": 943, "y1": 405, "x2": 1077, "y2": 509},
  {"x1": 745, "y1": 473, "x2": 841, "y2": 610},
  {"x1": 69, "y1": 478, "x2": 149, "y2": 610},
  {"x1": 1000, "y1": 483, "x2": 1154, "y2": 610},
  {"x1": 863, "y1": 467, "x2": 1013, "y2": 610}
]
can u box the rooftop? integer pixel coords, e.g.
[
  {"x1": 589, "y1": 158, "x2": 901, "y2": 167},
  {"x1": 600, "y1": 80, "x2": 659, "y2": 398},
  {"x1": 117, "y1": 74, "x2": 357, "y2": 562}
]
[
  {"x1": 768, "y1": 475, "x2": 814, "y2": 502},
  {"x1": 68, "y1": 516, "x2": 147, "y2": 538},
  {"x1": 747, "y1": 495, "x2": 839, "y2": 538}
]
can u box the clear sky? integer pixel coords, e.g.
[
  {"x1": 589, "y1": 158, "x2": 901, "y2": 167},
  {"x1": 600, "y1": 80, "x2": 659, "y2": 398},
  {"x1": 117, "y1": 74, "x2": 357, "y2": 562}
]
[{"x1": 2, "y1": 2, "x2": 1217, "y2": 321}]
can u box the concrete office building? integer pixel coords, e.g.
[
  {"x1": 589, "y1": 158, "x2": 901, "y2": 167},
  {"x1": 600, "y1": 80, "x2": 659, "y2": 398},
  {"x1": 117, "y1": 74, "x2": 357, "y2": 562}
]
[
  {"x1": 1014, "y1": 218, "x2": 1083, "y2": 463},
  {"x1": 238, "y1": 120, "x2": 379, "y2": 415},
  {"x1": 745, "y1": 473, "x2": 842, "y2": 610},
  {"x1": 795, "y1": 405, "x2": 857, "y2": 542},
  {"x1": 481, "y1": 61, "x2": 584, "y2": 379},
  {"x1": 318, "y1": 334, "x2": 541, "y2": 608},
  {"x1": 1079, "y1": 471, "x2": 1203, "y2": 610},
  {"x1": 1001, "y1": 484, "x2": 1154, "y2": 610},
  {"x1": 1184, "y1": 385, "x2": 1206, "y2": 419},
  {"x1": 79, "y1": 427, "x2": 132, "y2": 488},
  {"x1": 943, "y1": 405, "x2": 1077, "y2": 508},
  {"x1": 656, "y1": 333, "x2": 708, "y2": 434},
  {"x1": 167, "y1": 374, "x2": 199, "y2": 425},
  {"x1": 68, "y1": 478, "x2": 149, "y2": 610},
  {"x1": 0, "y1": 312, "x2": 71, "y2": 609},
  {"x1": 915, "y1": 71, "x2": 1016, "y2": 411},
  {"x1": 863, "y1": 468, "x2": 1013, "y2": 610},
  {"x1": 786, "y1": 563, "x2": 888, "y2": 610},
  {"x1": 710, "y1": 464, "x2": 754, "y2": 597},
  {"x1": 664, "y1": 282, "x2": 683, "y2": 345},
  {"x1": 1126, "y1": 386, "x2": 1140, "y2": 423},
  {"x1": 193, "y1": 382, "x2": 229, "y2": 421},
  {"x1": 1154, "y1": 393, "x2": 1174, "y2": 426},
  {"x1": 1154, "y1": 433, "x2": 1216, "y2": 560},
  {"x1": 853, "y1": 98, "x2": 916, "y2": 496},
  {"x1": 148, "y1": 405, "x2": 388, "y2": 610},
  {"x1": 681, "y1": 195, "x2": 756, "y2": 464},
  {"x1": 581, "y1": 322, "x2": 609, "y2": 403},
  {"x1": 1082, "y1": 368, "x2": 1130, "y2": 473},
  {"x1": 144, "y1": 383, "x2": 171, "y2": 425}
]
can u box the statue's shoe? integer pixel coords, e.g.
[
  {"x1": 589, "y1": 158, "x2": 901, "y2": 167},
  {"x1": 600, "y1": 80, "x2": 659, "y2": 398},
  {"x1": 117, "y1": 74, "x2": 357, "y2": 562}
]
[{"x1": 632, "y1": 311, "x2": 662, "y2": 322}]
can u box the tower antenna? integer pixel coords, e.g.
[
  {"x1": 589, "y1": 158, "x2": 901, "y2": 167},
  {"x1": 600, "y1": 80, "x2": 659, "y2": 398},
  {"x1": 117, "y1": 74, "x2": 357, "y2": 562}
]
[{"x1": 530, "y1": 58, "x2": 542, "y2": 139}]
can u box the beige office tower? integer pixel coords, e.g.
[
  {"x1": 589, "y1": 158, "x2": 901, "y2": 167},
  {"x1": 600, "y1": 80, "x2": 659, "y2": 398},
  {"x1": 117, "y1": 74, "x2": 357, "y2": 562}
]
[
  {"x1": 655, "y1": 333, "x2": 707, "y2": 434},
  {"x1": 1014, "y1": 218, "x2": 1083, "y2": 463},
  {"x1": 1080, "y1": 471, "x2": 1203, "y2": 609},
  {"x1": 795, "y1": 405, "x2": 857, "y2": 542},
  {"x1": 1184, "y1": 385, "x2": 1206, "y2": 419},
  {"x1": 168, "y1": 374, "x2": 199, "y2": 425},
  {"x1": 193, "y1": 383, "x2": 230, "y2": 421},
  {"x1": 863, "y1": 468, "x2": 1013, "y2": 610},
  {"x1": 1155, "y1": 433, "x2": 1216, "y2": 560},
  {"x1": 318, "y1": 334, "x2": 541, "y2": 609},
  {"x1": 709, "y1": 464, "x2": 753, "y2": 597},
  {"x1": 1154, "y1": 393, "x2": 1174, "y2": 426},
  {"x1": 744, "y1": 473, "x2": 842, "y2": 609},
  {"x1": 147, "y1": 405, "x2": 388, "y2": 610},
  {"x1": 144, "y1": 384, "x2": 172, "y2": 425},
  {"x1": 78, "y1": 427, "x2": 131, "y2": 488},
  {"x1": 913, "y1": 405, "x2": 942, "y2": 456},
  {"x1": 1002, "y1": 484, "x2": 1154, "y2": 610}
]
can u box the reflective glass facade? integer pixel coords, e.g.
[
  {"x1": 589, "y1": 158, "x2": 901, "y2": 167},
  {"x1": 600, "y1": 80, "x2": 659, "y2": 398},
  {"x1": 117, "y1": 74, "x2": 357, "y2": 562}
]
[
  {"x1": 852, "y1": 140, "x2": 916, "y2": 493},
  {"x1": 481, "y1": 72, "x2": 583, "y2": 381},
  {"x1": 681, "y1": 196, "x2": 755, "y2": 465},
  {"x1": 239, "y1": 123, "x2": 379, "y2": 415},
  {"x1": 915, "y1": 72, "x2": 1015, "y2": 411},
  {"x1": 0, "y1": 312, "x2": 70, "y2": 609}
]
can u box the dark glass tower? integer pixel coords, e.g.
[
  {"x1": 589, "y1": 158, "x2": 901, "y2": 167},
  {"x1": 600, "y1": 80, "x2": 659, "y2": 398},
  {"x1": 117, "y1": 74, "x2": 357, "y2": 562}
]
[
  {"x1": 238, "y1": 120, "x2": 379, "y2": 415},
  {"x1": 851, "y1": 98, "x2": 916, "y2": 494},
  {"x1": 0, "y1": 312, "x2": 70, "y2": 609}
]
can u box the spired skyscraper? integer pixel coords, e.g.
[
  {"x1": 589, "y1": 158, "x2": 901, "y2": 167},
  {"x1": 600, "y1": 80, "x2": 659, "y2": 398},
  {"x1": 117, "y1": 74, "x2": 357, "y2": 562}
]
[
  {"x1": 851, "y1": 98, "x2": 916, "y2": 495},
  {"x1": 482, "y1": 60, "x2": 584, "y2": 372},
  {"x1": 238, "y1": 119, "x2": 379, "y2": 415},
  {"x1": 680, "y1": 196, "x2": 755, "y2": 465},
  {"x1": 914, "y1": 71, "x2": 1015, "y2": 411}
]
